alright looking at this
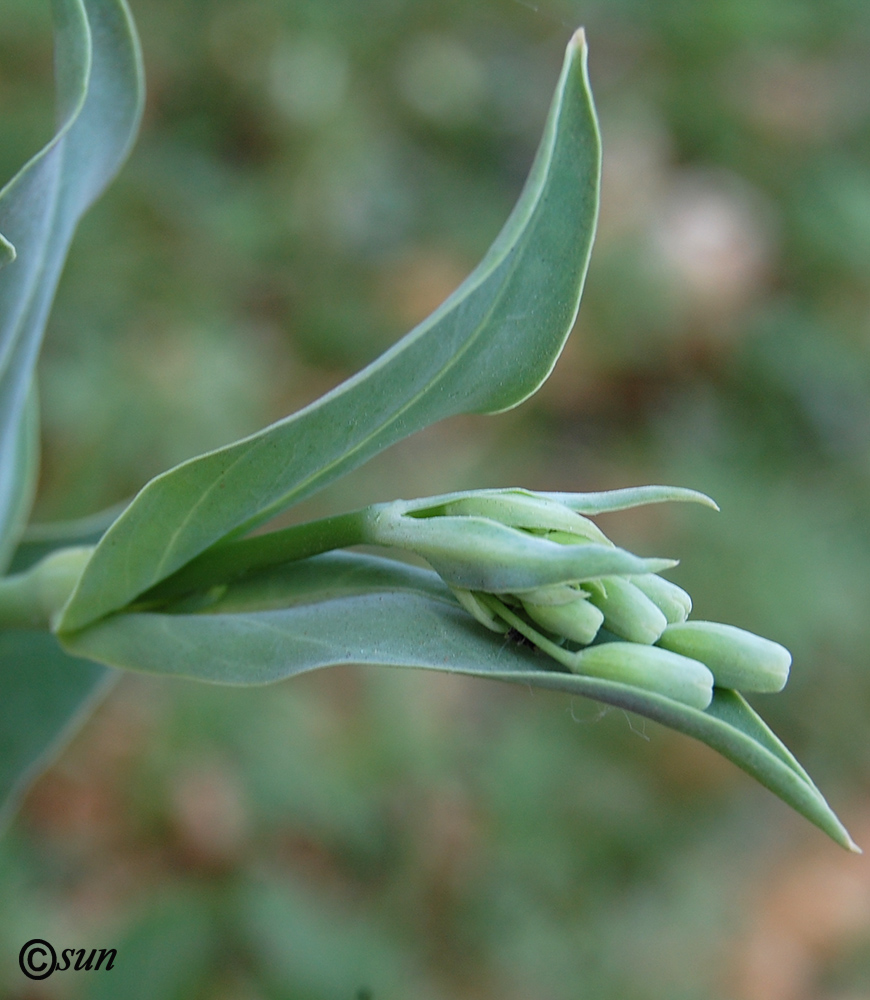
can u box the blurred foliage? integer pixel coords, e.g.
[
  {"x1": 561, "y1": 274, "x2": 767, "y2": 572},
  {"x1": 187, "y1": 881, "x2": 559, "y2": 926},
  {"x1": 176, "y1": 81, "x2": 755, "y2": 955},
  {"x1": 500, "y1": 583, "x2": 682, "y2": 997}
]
[{"x1": 2, "y1": 0, "x2": 870, "y2": 997}]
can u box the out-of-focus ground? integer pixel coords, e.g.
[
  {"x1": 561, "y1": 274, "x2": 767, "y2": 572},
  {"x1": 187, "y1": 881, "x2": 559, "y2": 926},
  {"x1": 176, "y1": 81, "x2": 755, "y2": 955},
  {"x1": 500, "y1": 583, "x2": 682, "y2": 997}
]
[{"x1": 2, "y1": 0, "x2": 870, "y2": 996}]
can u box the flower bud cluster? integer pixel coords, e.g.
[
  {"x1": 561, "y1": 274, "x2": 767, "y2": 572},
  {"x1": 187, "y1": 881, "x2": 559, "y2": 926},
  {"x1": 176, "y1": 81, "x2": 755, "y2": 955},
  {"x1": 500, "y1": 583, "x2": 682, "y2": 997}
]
[{"x1": 372, "y1": 487, "x2": 791, "y2": 711}]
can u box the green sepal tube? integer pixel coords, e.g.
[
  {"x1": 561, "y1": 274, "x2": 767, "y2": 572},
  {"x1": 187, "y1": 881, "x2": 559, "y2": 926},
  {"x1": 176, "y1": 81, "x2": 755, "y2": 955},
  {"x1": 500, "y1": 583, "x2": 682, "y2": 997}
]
[
  {"x1": 569, "y1": 642, "x2": 714, "y2": 710},
  {"x1": 630, "y1": 573, "x2": 692, "y2": 623},
  {"x1": 656, "y1": 621, "x2": 791, "y2": 693},
  {"x1": 521, "y1": 594, "x2": 604, "y2": 645},
  {"x1": 586, "y1": 577, "x2": 668, "y2": 644}
]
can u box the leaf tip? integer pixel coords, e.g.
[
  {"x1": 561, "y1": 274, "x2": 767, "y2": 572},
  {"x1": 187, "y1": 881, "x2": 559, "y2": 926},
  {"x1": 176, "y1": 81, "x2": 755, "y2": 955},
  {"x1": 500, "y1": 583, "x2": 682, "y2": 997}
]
[
  {"x1": 647, "y1": 557, "x2": 679, "y2": 573},
  {"x1": 569, "y1": 26, "x2": 588, "y2": 52},
  {"x1": 674, "y1": 488, "x2": 720, "y2": 511},
  {"x1": 820, "y1": 807, "x2": 861, "y2": 854}
]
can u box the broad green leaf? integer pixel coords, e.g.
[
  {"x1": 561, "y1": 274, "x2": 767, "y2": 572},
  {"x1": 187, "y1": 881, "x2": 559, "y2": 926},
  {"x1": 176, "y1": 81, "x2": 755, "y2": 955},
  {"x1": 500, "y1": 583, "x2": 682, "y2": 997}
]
[
  {"x1": 0, "y1": 630, "x2": 114, "y2": 829},
  {"x1": 60, "y1": 29, "x2": 602, "y2": 632},
  {"x1": 61, "y1": 552, "x2": 857, "y2": 851},
  {"x1": 0, "y1": 0, "x2": 143, "y2": 560},
  {"x1": 0, "y1": 0, "x2": 142, "y2": 828}
]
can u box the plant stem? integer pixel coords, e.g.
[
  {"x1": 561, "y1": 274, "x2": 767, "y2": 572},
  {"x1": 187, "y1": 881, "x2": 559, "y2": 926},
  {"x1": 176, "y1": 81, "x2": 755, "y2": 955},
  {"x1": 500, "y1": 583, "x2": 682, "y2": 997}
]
[
  {"x1": 0, "y1": 547, "x2": 93, "y2": 630},
  {"x1": 140, "y1": 506, "x2": 380, "y2": 606}
]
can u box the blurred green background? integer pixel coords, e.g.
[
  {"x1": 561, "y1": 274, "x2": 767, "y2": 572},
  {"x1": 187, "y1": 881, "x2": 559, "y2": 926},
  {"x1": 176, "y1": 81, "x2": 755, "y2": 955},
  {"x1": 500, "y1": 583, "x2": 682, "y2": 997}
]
[{"x1": 2, "y1": 0, "x2": 870, "y2": 996}]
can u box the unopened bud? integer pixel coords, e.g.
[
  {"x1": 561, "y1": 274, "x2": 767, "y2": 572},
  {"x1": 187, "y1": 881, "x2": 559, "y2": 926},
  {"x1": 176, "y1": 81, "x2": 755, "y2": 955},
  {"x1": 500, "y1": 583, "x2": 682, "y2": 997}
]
[
  {"x1": 368, "y1": 509, "x2": 671, "y2": 594},
  {"x1": 429, "y1": 491, "x2": 611, "y2": 543},
  {"x1": 656, "y1": 621, "x2": 791, "y2": 693},
  {"x1": 586, "y1": 577, "x2": 668, "y2": 645},
  {"x1": 630, "y1": 574, "x2": 692, "y2": 624},
  {"x1": 450, "y1": 587, "x2": 509, "y2": 634},
  {"x1": 521, "y1": 593, "x2": 604, "y2": 645},
  {"x1": 570, "y1": 642, "x2": 714, "y2": 710}
]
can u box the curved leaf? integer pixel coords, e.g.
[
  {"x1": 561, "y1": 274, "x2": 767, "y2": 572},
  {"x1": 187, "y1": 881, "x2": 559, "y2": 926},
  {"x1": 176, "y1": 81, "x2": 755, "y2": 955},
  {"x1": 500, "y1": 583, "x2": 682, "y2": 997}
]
[
  {"x1": 60, "y1": 28, "x2": 602, "y2": 632},
  {"x1": 541, "y1": 484, "x2": 720, "y2": 514},
  {"x1": 61, "y1": 552, "x2": 857, "y2": 851},
  {"x1": 0, "y1": 0, "x2": 144, "y2": 559},
  {"x1": 0, "y1": 0, "x2": 142, "y2": 827}
]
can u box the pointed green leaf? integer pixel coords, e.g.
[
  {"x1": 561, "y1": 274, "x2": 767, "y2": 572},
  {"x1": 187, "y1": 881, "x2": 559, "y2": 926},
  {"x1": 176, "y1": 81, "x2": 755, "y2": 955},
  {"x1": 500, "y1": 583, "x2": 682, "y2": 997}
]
[
  {"x1": 0, "y1": 0, "x2": 142, "y2": 827},
  {"x1": 539, "y1": 485, "x2": 720, "y2": 514},
  {"x1": 60, "y1": 29, "x2": 602, "y2": 632},
  {"x1": 0, "y1": 630, "x2": 114, "y2": 829},
  {"x1": 653, "y1": 689, "x2": 857, "y2": 851},
  {"x1": 61, "y1": 552, "x2": 856, "y2": 851},
  {"x1": 0, "y1": 0, "x2": 143, "y2": 560}
]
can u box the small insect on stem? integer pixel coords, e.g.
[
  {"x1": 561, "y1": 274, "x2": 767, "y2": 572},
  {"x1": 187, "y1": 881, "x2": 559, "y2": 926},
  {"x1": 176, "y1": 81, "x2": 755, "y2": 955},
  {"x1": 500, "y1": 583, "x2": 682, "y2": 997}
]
[{"x1": 505, "y1": 626, "x2": 537, "y2": 648}]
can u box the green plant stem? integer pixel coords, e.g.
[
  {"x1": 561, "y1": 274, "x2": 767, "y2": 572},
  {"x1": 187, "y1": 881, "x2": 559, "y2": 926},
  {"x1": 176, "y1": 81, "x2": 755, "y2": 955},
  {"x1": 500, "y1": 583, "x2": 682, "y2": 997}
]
[
  {"x1": 139, "y1": 507, "x2": 380, "y2": 607},
  {"x1": 0, "y1": 547, "x2": 93, "y2": 630}
]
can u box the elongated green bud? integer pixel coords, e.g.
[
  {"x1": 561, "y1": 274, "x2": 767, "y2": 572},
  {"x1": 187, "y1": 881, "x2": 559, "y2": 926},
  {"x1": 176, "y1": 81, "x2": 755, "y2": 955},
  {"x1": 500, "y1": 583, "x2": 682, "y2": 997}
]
[
  {"x1": 630, "y1": 573, "x2": 692, "y2": 623},
  {"x1": 433, "y1": 492, "x2": 611, "y2": 543},
  {"x1": 656, "y1": 621, "x2": 791, "y2": 693},
  {"x1": 569, "y1": 642, "x2": 714, "y2": 710},
  {"x1": 450, "y1": 587, "x2": 509, "y2": 634},
  {"x1": 368, "y1": 511, "x2": 673, "y2": 594},
  {"x1": 521, "y1": 594, "x2": 604, "y2": 645},
  {"x1": 586, "y1": 577, "x2": 668, "y2": 644}
]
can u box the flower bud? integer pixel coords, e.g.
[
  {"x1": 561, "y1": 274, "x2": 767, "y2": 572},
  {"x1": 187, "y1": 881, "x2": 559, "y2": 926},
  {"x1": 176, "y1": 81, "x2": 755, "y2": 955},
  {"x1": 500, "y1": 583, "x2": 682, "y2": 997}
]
[
  {"x1": 425, "y1": 490, "x2": 611, "y2": 543},
  {"x1": 586, "y1": 577, "x2": 668, "y2": 645},
  {"x1": 368, "y1": 509, "x2": 673, "y2": 594},
  {"x1": 630, "y1": 573, "x2": 692, "y2": 624},
  {"x1": 450, "y1": 587, "x2": 509, "y2": 634},
  {"x1": 656, "y1": 621, "x2": 791, "y2": 693},
  {"x1": 570, "y1": 642, "x2": 714, "y2": 710},
  {"x1": 521, "y1": 593, "x2": 604, "y2": 645}
]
